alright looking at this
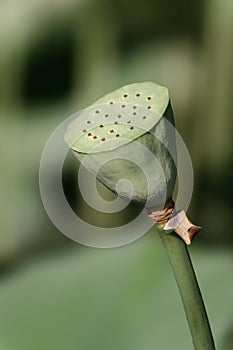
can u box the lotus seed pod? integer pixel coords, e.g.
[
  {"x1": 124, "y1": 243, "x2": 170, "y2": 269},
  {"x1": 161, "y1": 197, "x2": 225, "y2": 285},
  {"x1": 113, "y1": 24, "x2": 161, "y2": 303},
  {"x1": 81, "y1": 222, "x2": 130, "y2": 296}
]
[{"x1": 65, "y1": 82, "x2": 177, "y2": 210}]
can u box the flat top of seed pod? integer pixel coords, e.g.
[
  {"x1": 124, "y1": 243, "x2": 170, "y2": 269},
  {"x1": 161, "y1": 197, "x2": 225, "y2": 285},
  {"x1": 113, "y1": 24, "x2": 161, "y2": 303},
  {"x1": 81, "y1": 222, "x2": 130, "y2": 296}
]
[{"x1": 65, "y1": 82, "x2": 169, "y2": 154}]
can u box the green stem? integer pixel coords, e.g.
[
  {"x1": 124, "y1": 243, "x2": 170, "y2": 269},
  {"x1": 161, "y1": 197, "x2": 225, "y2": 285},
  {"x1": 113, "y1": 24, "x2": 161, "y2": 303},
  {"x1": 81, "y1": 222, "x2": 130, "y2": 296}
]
[{"x1": 157, "y1": 227, "x2": 215, "y2": 350}]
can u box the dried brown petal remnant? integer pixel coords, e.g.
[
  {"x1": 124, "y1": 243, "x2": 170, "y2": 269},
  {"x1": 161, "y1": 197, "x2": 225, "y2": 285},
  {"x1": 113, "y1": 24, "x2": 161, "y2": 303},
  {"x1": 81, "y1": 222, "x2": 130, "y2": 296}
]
[{"x1": 148, "y1": 198, "x2": 202, "y2": 245}]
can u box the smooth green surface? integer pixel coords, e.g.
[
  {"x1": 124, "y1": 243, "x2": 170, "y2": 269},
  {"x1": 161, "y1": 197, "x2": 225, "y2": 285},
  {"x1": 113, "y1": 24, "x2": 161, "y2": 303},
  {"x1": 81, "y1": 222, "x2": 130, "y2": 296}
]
[
  {"x1": 158, "y1": 227, "x2": 215, "y2": 350},
  {"x1": 75, "y1": 125, "x2": 176, "y2": 208}
]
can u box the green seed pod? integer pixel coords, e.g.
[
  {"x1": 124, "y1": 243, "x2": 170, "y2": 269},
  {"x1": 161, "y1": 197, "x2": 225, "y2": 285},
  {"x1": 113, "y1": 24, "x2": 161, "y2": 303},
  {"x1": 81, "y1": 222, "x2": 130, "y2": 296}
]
[{"x1": 65, "y1": 82, "x2": 176, "y2": 210}]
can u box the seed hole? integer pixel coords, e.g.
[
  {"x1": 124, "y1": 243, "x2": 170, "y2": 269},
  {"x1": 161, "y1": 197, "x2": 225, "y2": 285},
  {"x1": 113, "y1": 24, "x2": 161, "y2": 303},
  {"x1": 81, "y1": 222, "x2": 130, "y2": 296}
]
[
  {"x1": 87, "y1": 120, "x2": 91, "y2": 124},
  {"x1": 147, "y1": 106, "x2": 152, "y2": 109},
  {"x1": 123, "y1": 94, "x2": 128, "y2": 98},
  {"x1": 127, "y1": 120, "x2": 131, "y2": 124},
  {"x1": 136, "y1": 93, "x2": 140, "y2": 97},
  {"x1": 143, "y1": 116, "x2": 147, "y2": 120},
  {"x1": 105, "y1": 114, "x2": 109, "y2": 117},
  {"x1": 130, "y1": 126, "x2": 134, "y2": 130},
  {"x1": 133, "y1": 112, "x2": 137, "y2": 115},
  {"x1": 82, "y1": 129, "x2": 87, "y2": 133},
  {"x1": 93, "y1": 136, "x2": 97, "y2": 139},
  {"x1": 88, "y1": 132, "x2": 92, "y2": 136},
  {"x1": 109, "y1": 101, "x2": 114, "y2": 105},
  {"x1": 114, "y1": 121, "x2": 118, "y2": 125},
  {"x1": 117, "y1": 115, "x2": 122, "y2": 118},
  {"x1": 95, "y1": 110, "x2": 100, "y2": 114},
  {"x1": 147, "y1": 96, "x2": 152, "y2": 101},
  {"x1": 121, "y1": 104, "x2": 126, "y2": 108},
  {"x1": 101, "y1": 138, "x2": 106, "y2": 141},
  {"x1": 110, "y1": 129, "x2": 114, "y2": 133},
  {"x1": 116, "y1": 134, "x2": 120, "y2": 137},
  {"x1": 133, "y1": 106, "x2": 137, "y2": 109},
  {"x1": 99, "y1": 124, "x2": 104, "y2": 128}
]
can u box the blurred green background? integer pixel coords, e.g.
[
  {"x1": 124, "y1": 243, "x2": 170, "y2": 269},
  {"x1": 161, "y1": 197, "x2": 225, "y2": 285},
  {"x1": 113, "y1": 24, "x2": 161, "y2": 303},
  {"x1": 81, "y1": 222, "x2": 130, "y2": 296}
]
[{"x1": 0, "y1": 0, "x2": 233, "y2": 349}]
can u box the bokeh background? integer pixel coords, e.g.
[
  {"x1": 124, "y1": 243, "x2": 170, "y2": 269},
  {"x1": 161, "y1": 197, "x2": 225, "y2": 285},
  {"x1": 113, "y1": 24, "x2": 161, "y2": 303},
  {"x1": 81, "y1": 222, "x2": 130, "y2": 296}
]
[{"x1": 0, "y1": 0, "x2": 233, "y2": 349}]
